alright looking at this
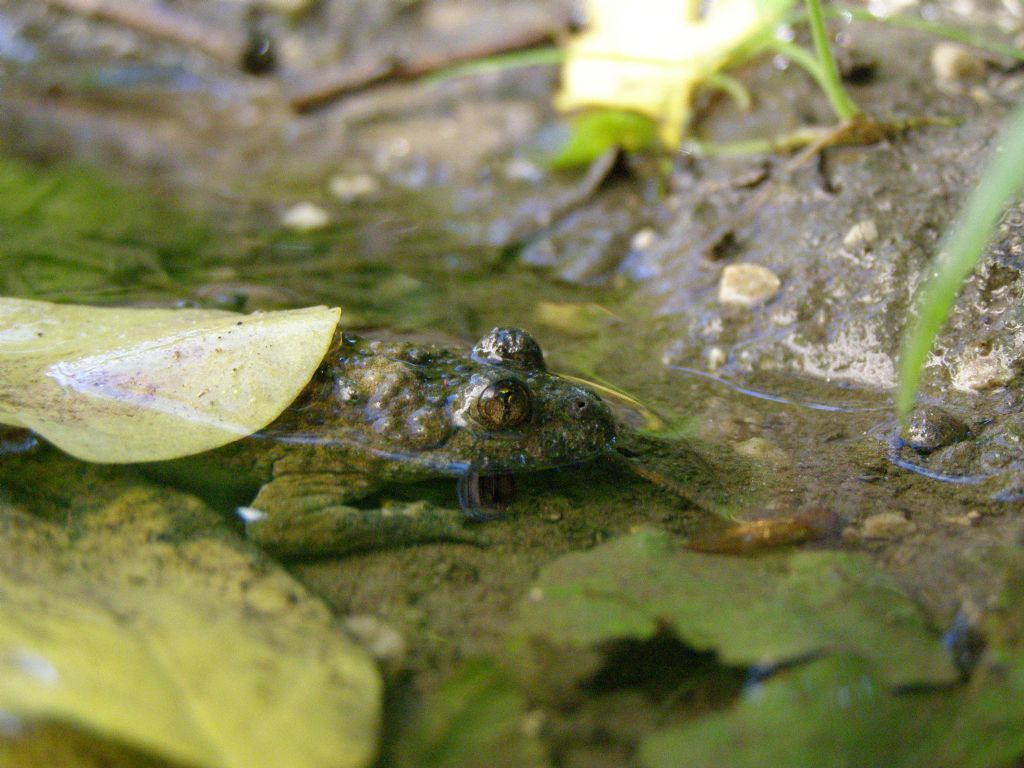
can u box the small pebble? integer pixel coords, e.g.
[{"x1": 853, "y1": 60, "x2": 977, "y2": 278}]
[
  {"x1": 528, "y1": 587, "x2": 544, "y2": 602},
  {"x1": 931, "y1": 43, "x2": 985, "y2": 82},
  {"x1": 503, "y1": 157, "x2": 544, "y2": 183},
  {"x1": 718, "y1": 263, "x2": 781, "y2": 307},
  {"x1": 734, "y1": 436, "x2": 789, "y2": 467},
  {"x1": 282, "y1": 201, "x2": 330, "y2": 231},
  {"x1": 328, "y1": 173, "x2": 379, "y2": 201},
  {"x1": 521, "y1": 709, "x2": 546, "y2": 739},
  {"x1": 945, "y1": 511, "x2": 980, "y2": 527},
  {"x1": 343, "y1": 615, "x2": 406, "y2": 662},
  {"x1": 706, "y1": 346, "x2": 727, "y2": 371},
  {"x1": 843, "y1": 219, "x2": 878, "y2": 248},
  {"x1": 862, "y1": 512, "x2": 917, "y2": 539},
  {"x1": 902, "y1": 405, "x2": 969, "y2": 453},
  {"x1": 630, "y1": 227, "x2": 657, "y2": 251}
]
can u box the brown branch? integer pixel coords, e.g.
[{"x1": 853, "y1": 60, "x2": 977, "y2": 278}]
[
  {"x1": 289, "y1": 23, "x2": 562, "y2": 113},
  {"x1": 44, "y1": 0, "x2": 242, "y2": 64}
]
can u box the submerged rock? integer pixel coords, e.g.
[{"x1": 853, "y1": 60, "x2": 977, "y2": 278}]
[{"x1": 902, "y1": 406, "x2": 970, "y2": 453}]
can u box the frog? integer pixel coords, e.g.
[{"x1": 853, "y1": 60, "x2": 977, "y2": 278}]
[{"x1": 161, "y1": 326, "x2": 617, "y2": 557}]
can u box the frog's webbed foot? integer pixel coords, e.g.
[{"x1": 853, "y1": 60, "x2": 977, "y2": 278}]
[
  {"x1": 457, "y1": 470, "x2": 516, "y2": 521},
  {"x1": 241, "y1": 472, "x2": 489, "y2": 558}
]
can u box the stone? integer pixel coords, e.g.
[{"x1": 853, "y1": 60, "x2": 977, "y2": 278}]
[
  {"x1": 718, "y1": 263, "x2": 781, "y2": 307},
  {"x1": 328, "y1": 173, "x2": 379, "y2": 201},
  {"x1": 281, "y1": 201, "x2": 330, "y2": 231},
  {"x1": 843, "y1": 219, "x2": 878, "y2": 248},
  {"x1": 902, "y1": 406, "x2": 969, "y2": 453},
  {"x1": 931, "y1": 43, "x2": 986, "y2": 83},
  {"x1": 862, "y1": 512, "x2": 917, "y2": 539}
]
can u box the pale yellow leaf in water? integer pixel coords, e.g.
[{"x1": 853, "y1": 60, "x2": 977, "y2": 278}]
[
  {"x1": 0, "y1": 298, "x2": 341, "y2": 462},
  {"x1": 0, "y1": 485, "x2": 382, "y2": 768},
  {"x1": 557, "y1": 0, "x2": 789, "y2": 146}
]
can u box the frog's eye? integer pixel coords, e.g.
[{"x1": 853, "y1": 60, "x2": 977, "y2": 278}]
[
  {"x1": 472, "y1": 327, "x2": 546, "y2": 371},
  {"x1": 476, "y1": 378, "x2": 531, "y2": 429}
]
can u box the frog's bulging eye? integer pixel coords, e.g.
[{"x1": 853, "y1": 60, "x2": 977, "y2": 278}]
[
  {"x1": 477, "y1": 379, "x2": 531, "y2": 429},
  {"x1": 472, "y1": 327, "x2": 546, "y2": 371}
]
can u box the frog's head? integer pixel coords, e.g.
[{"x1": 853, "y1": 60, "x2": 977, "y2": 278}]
[{"x1": 441, "y1": 328, "x2": 616, "y2": 481}]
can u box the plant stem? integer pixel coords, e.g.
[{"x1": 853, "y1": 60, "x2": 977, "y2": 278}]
[
  {"x1": 772, "y1": 40, "x2": 830, "y2": 93},
  {"x1": 898, "y1": 102, "x2": 1024, "y2": 420},
  {"x1": 804, "y1": 0, "x2": 861, "y2": 121}
]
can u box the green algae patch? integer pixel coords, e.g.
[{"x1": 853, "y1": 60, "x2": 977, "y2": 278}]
[
  {"x1": 639, "y1": 652, "x2": 1024, "y2": 768},
  {"x1": 0, "y1": 298, "x2": 340, "y2": 462},
  {"x1": 0, "y1": 477, "x2": 381, "y2": 768},
  {"x1": 0, "y1": 156, "x2": 207, "y2": 299},
  {"x1": 515, "y1": 528, "x2": 957, "y2": 689},
  {"x1": 391, "y1": 658, "x2": 549, "y2": 768}
]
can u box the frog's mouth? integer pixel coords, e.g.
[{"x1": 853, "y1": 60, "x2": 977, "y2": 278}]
[{"x1": 456, "y1": 469, "x2": 516, "y2": 520}]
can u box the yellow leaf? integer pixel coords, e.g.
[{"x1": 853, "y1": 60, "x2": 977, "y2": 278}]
[
  {"x1": 0, "y1": 484, "x2": 381, "y2": 768},
  {"x1": 0, "y1": 298, "x2": 341, "y2": 462},
  {"x1": 557, "y1": 0, "x2": 791, "y2": 146}
]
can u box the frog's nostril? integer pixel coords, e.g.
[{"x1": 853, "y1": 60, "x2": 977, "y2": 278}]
[{"x1": 573, "y1": 398, "x2": 588, "y2": 412}]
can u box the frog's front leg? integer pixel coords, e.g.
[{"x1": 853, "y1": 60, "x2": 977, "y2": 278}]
[{"x1": 239, "y1": 471, "x2": 488, "y2": 558}]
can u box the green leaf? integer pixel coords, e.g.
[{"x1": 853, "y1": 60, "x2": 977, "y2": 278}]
[
  {"x1": 391, "y1": 658, "x2": 548, "y2": 768},
  {"x1": 0, "y1": 479, "x2": 381, "y2": 768},
  {"x1": 640, "y1": 651, "x2": 1024, "y2": 768},
  {"x1": 515, "y1": 528, "x2": 957, "y2": 687},
  {"x1": 898, "y1": 101, "x2": 1024, "y2": 419},
  {"x1": 0, "y1": 298, "x2": 340, "y2": 462},
  {"x1": 548, "y1": 110, "x2": 659, "y2": 170}
]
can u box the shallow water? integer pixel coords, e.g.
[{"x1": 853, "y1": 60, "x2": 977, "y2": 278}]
[{"x1": 2, "y1": 148, "x2": 1023, "y2": 768}]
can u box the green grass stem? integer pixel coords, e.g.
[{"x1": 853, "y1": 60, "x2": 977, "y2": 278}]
[
  {"x1": 897, "y1": 102, "x2": 1024, "y2": 420},
  {"x1": 804, "y1": 0, "x2": 862, "y2": 120}
]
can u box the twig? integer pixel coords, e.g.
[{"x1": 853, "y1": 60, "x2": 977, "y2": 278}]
[
  {"x1": 289, "y1": 24, "x2": 563, "y2": 113},
  {"x1": 44, "y1": 0, "x2": 242, "y2": 64}
]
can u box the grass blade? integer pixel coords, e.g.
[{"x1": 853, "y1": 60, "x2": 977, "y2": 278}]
[{"x1": 898, "y1": 103, "x2": 1024, "y2": 420}]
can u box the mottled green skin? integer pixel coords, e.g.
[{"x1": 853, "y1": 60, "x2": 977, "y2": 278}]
[{"x1": 195, "y1": 328, "x2": 616, "y2": 556}]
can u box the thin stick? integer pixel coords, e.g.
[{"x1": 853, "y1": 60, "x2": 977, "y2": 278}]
[
  {"x1": 289, "y1": 24, "x2": 562, "y2": 113},
  {"x1": 45, "y1": 0, "x2": 241, "y2": 64}
]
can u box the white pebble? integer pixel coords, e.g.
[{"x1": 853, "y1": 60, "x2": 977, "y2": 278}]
[
  {"x1": 630, "y1": 227, "x2": 657, "y2": 251},
  {"x1": 718, "y1": 264, "x2": 781, "y2": 307},
  {"x1": 843, "y1": 219, "x2": 878, "y2": 248},
  {"x1": 343, "y1": 615, "x2": 406, "y2": 662},
  {"x1": 705, "y1": 346, "x2": 727, "y2": 371},
  {"x1": 931, "y1": 43, "x2": 985, "y2": 82},
  {"x1": 328, "y1": 173, "x2": 379, "y2": 201},
  {"x1": 282, "y1": 202, "x2": 330, "y2": 231}
]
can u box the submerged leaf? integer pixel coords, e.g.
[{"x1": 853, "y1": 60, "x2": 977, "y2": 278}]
[
  {"x1": 516, "y1": 529, "x2": 957, "y2": 688},
  {"x1": 0, "y1": 478, "x2": 381, "y2": 768},
  {"x1": 0, "y1": 298, "x2": 340, "y2": 462},
  {"x1": 391, "y1": 658, "x2": 549, "y2": 768},
  {"x1": 640, "y1": 651, "x2": 1024, "y2": 768}
]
